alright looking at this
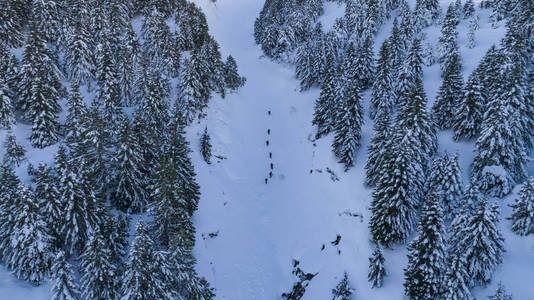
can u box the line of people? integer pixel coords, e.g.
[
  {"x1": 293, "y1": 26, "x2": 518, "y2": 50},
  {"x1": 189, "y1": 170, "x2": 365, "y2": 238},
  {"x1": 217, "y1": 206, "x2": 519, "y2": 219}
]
[{"x1": 265, "y1": 110, "x2": 274, "y2": 184}]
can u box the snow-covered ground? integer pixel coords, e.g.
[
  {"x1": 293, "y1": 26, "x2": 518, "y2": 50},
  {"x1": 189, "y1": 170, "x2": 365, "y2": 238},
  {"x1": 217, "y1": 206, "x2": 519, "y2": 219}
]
[{"x1": 2, "y1": 0, "x2": 534, "y2": 298}]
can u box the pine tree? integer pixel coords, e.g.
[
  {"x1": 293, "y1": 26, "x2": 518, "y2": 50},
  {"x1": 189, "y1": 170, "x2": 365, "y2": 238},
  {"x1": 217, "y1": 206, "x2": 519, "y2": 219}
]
[
  {"x1": 0, "y1": 3, "x2": 23, "y2": 47},
  {"x1": 110, "y1": 117, "x2": 147, "y2": 213},
  {"x1": 439, "y1": 4, "x2": 460, "y2": 73},
  {"x1": 175, "y1": 2, "x2": 209, "y2": 51},
  {"x1": 489, "y1": 282, "x2": 513, "y2": 300},
  {"x1": 8, "y1": 183, "x2": 52, "y2": 284},
  {"x1": 224, "y1": 55, "x2": 246, "y2": 92},
  {"x1": 365, "y1": 104, "x2": 392, "y2": 186},
  {"x1": 66, "y1": 18, "x2": 94, "y2": 86},
  {"x1": 80, "y1": 230, "x2": 118, "y2": 300},
  {"x1": 463, "y1": 0, "x2": 475, "y2": 18},
  {"x1": 28, "y1": 162, "x2": 62, "y2": 246},
  {"x1": 94, "y1": 37, "x2": 122, "y2": 129},
  {"x1": 64, "y1": 83, "x2": 88, "y2": 145},
  {"x1": 368, "y1": 244, "x2": 386, "y2": 288},
  {"x1": 443, "y1": 252, "x2": 473, "y2": 300},
  {"x1": 0, "y1": 162, "x2": 21, "y2": 261},
  {"x1": 121, "y1": 221, "x2": 164, "y2": 300},
  {"x1": 142, "y1": 7, "x2": 179, "y2": 77},
  {"x1": 32, "y1": 0, "x2": 60, "y2": 43},
  {"x1": 201, "y1": 127, "x2": 212, "y2": 164},
  {"x1": 456, "y1": 199, "x2": 505, "y2": 287},
  {"x1": 177, "y1": 50, "x2": 212, "y2": 124},
  {"x1": 509, "y1": 177, "x2": 534, "y2": 236},
  {"x1": 369, "y1": 41, "x2": 393, "y2": 120},
  {"x1": 119, "y1": 24, "x2": 144, "y2": 106},
  {"x1": 2, "y1": 133, "x2": 26, "y2": 167},
  {"x1": 387, "y1": 18, "x2": 404, "y2": 78},
  {"x1": 354, "y1": 35, "x2": 375, "y2": 89},
  {"x1": 426, "y1": 152, "x2": 463, "y2": 219},
  {"x1": 51, "y1": 251, "x2": 80, "y2": 300},
  {"x1": 295, "y1": 40, "x2": 319, "y2": 91},
  {"x1": 453, "y1": 71, "x2": 485, "y2": 140},
  {"x1": 0, "y1": 77, "x2": 15, "y2": 129},
  {"x1": 433, "y1": 53, "x2": 464, "y2": 129},
  {"x1": 331, "y1": 272, "x2": 354, "y2": 300},
  {"x1": 313, "y1": 54, "x2": 339, "y2": 139},
  {"x1": 467, "y1": 15, "x2": 479, "y2": 48},
  {"x1": 395, "y1": 38, "x2": 424, "y2": 107},
  {"x1": 100, "y1": 212, "x2": 129, "y2": 269},
  {"x1": 404, "y1": 194, "x2": 447, "y2": 300}
]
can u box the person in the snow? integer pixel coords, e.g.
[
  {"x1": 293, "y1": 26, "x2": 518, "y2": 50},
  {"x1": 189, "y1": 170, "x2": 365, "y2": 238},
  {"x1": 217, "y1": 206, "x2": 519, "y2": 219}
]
[
  {"x1": 269, "y1": 152, "x2": 272, "y2": 159},
  {"x1": 266, "y1": 140, "x2": 269, "y2": 146},
  {"x1": 270, "y1": 163, "x2": 274, "y2": 170},
  {"x1": 268, "y1": 129, "x2": 271, "y2": 135},
  {"x1": 269, "y1": 171, "x2": 273, "y2": 178},
  {"x1": 309, "y1": 169, "x2": 313, "y2": 174},
  {"x1": 268, "y1": 110, "x2": 271, "y2": 115},
  {"x1": 265, "y1": 178, "x2": 268, "y2": 184}
]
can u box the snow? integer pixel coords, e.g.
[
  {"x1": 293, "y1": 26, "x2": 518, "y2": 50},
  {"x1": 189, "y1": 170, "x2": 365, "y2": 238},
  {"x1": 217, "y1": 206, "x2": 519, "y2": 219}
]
[{"x1": 1, "y1": 0, "x2": 533, "y2": 299}]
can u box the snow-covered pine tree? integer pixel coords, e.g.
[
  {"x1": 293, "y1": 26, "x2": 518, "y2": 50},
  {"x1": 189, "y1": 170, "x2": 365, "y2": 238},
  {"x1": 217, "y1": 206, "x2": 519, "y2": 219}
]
[
  {"x1": 28, "y1": 162, "x2": 62, "y2": 246},
  {"x1": 2, "y1": 133, "x2": 26, "y2": 167},
  {"x1": 370, "y1": 127, "x2": 422, "y2": 247},
  {"x1": 471, "y1": 62, "x2": 528, "y2": 197},
  {"x1": 51, "y1": 250, "x2": 80, "y2": 300},
  {"x1": 64, "y1": 83, "x2": 88, "y2": 146},
  {"x1": 66, "y1": 17, "x2": 94, "y2": 87},
  {"x1": 295, "y1": 40, "x2": 319, "y2": 91},
  {"x1": 100, "y1": 211, "x2": 129, "y2": 269},
  {"x1": 80, "y1": 230, "x2": 118, "y2": 300},
  {"x1": 426, "y1": 152, "x2": 463, "y2": 219},
  {"x1": 0, "y1": 2, "x2": 23, "y2": 47},
  {"x1": 32, "y1": 0, "x2": 60, "y2": 43},
  {"x1": 224, "y1": 55, "x2": 246, "y2": 92},
  {"x1": 57, "y1": 149, "x2": 101, "y2": 254},
  {"x1": 463, "y1": 0, "x2": 475, "y2": 18},
  {"x1": 118, "y1": 23, "x2": 144, "y2": 106},
  {"x1": 489, "y1": 282, "x2": 513, "y2": 300},
  {"x1": 365, "y1": 103, "x2": 392, "y2": 187},
  {"x1": 395, "y1": 38, "x2": 424, "y2": 107},
  {"x1": 142, "y1": 7, "x2": 179, "y2": 77},
  {"x1": 369, "y1": 41, "x2": 393, "y2": 120},
  {"x1": 7, "y1": 183, "x2": 52, "y2": 284},
  {"x1": 368, "y1": 243, "x2": 386, "y2": 288},
  {"x1": 354, "y1": 35, "x2": 375, "y2": 89},
  {"x1": 404, "y1": 193, "x2": 447, "y2": 300},
  {"x1": 443, "y1": 252, "x2": 473, "y2": 300},
  {"x1": 439, "y1": 3, "x2": 460, "y2": 73},
  {"x1": 456, "y1": 199, "x2": 505, "y2": 287},
  {"x1": 509, "y1": 177, "x2": 534, "y2": 236},
  {"x1": 176, "y1": 1, "x2": 210, "y2": 51},
  {"x1": 313, "y1": 53, "x2": 339, "y2": 139},
  {"x1": 453, "y1": 70, "x2": 484, "y2": 140},
  {"x1": 387, "y1": 18, "x2": 404, "y2": 78},
  {"x1": 110, "y1": 117, "x2": 147, "y2": 213},
  {"x1": 200, "y1": 36, "x2": 226, "y2": 97},
  {"x1": 201, "y1": 127, "x2": 212, "y2": 164},
  {"x1": 177, "y1": 49, "x2": 212, "y2": 124},
  {"x1": 415, "y1": 0, "x2": 441, "y2": 26},
  {"x1": 0, "y1": 162, "x2": 21, "y2": 260},
  {"x1": 0, "y1": 77, "x2": 15, "y2": 129},
  {"x1": 467, "y1": 15, "x2": 479, "y2": 48},
  {"x1": 332, "y1": 272, "x2": 354, "y2": 300},
  {"x1": 332, "y1": 43, "x2": 364, "y2": 171},
  {"x1": 122, "y1": 220, "x2": 165, "y2": 299},
  {"x1": 95, "y1": 37, "x2": 122, "y2": 130},
  {"x1": 433, "y1": 52, "x2": 464, "y2": 129}
]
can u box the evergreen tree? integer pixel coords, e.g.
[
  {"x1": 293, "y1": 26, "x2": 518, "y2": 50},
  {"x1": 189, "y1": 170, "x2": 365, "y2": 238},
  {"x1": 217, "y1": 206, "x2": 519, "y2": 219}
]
[
  {"x1": 201, "y1": 127, "x2": 212, "y2": 164},
  {"x1": 177, "y1": 50, "x2": 212, "y2": 124},
  {"x1": 33, "y1": 0, "x2": 60, "y2": 43},
  {"x1": 415, "y1": 0, "x2": 441, "y2": 26},
  {"x1": 119, "y1": 24, "x2": 145, "y2": 106},
  {"x1": 332, "y1": 272, "x2": 354, "y2": 300},
  {"x1": 368, "y1": 244, "x2": 386, "y2": 288},
  {"x1": 365, "y1": 104, "x2": 392, "y2": 187},
  {"x1": 443, "y1": 252, "x2": 473, "y2": 300},
  {"x1": 312, "y1": 54, "x2": 339, "y2": 139},
  {"x1": 66, "y1": 18, "x2": 94, "y2": 86},
  {"x1": 387, "y1": 19, "x2": 404, "y2": 77},
  {"x1": 369, "y1": 41, "x2": 393, "y2": 120},
  {"x1": 433, "y1": 53, "x2": 464, "y2": 129},
  {"x1": 28, "y1": 162, "x2": 62, "y2": 246},
  {"x1": 176, "y1": 2, "x2": 209, "y2": 51},
  {"x1": 467, "y1": 15, "x2": 479, "y2": 48},
  {"x1": 80, "y1": 230, "x2": 118, "y2": 300},
  {"x1": 0, "y1": 77, "x2": 15, "y2": 129},
  {"x1": 354, "y1": 35, "x2": 375, "y2": 89},
  {"x1": 51, "y1": 251, "x2": 80, "y2": 300},
  {"x1": 426, "y1": 152, "x2": 463, "y2": 219},
  {"x1": 489, "y1": 282, "x2": 513, "y2": 300},
  {"x1": 95, "y1": 37, "x2": 122, "y2": 129},
  {"x1": 453, "y1": 71, "x2": 485, "y2": 140},
  {"x1": 224, "y1": 55, "x2": 246, "y2": 92},
  {"x1": 404, "y1": 194, "x2": 447, "y2": 300},
  {"x1": 295, "y1": 40, "x2": 320, "y2": 91},
  {"x1": 200, "y1": 37, "x2": 225, "y2": 97},
  {"x1": 0, "y1": 162, "x2": 21, "y2": 260},
  {"x1": 7, "y1": 183, "x2": 52, "y2": 284},
  {"x1": 2, "y1": 133, "x2": 26, "y2": 167},
  {"x1": 100, "y1": 212, "x2": 129, "y2": 269},
  {"x1": 439, "y1": 4, "x2": 460, "y2": 73},
  {"x1": 509, "y1": 177, "x2": 534, "y2": 236},
  {"x1": 395, "y1": 38, "x2": 424, "y2": 107},
  {"x1": 64, "y1": 83, "x2": 88, "y2": 145},
  {"x1": 110, "y1": 117, "x2": 147, "y2": 213},
  {"x1": 455, "y1": 199, "x2": 505, "y2": 287},
  {"x1": 463, "y1": 0, "x2": 475, "y2": 18},
  {"x1": 0, "y1": 3, "x2": 23, "y2": 47},
  {"x1": 142, "y1": 7, "x2": 179, "y2": 77}
]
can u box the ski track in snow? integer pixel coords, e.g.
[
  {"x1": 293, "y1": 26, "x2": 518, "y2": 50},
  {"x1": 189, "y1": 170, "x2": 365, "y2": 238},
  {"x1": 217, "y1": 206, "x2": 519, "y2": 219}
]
[{"x1": 1, "y1": 0, "x2": 534, "y2": 299}]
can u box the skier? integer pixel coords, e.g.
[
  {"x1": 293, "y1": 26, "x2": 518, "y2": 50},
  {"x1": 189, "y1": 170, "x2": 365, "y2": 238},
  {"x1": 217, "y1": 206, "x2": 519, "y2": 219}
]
[
  {"x1": 269, "y1": 171, "x2": 273, "y2": 178},
  {"x1": 270, "y1": 163, "x2": 274, "y2": 170},
  {"x1": 268, "y1": 110, "x2": 271, "y2": 115},
  {"x1": 266, "y1": 140, "x2": 269, "y2": 146},
  {"x1": 268, "y1": 129, "x2": 271, "y2": 135},
  {"x1": 269, "y1": 152, "x2": 272, "y2": 159},
  {"x1": 310, "y1": 169, "x2": 313, "y2": 174},
  {"x1": 265, "y1": 178, "x2": 268, "y2": 184}
]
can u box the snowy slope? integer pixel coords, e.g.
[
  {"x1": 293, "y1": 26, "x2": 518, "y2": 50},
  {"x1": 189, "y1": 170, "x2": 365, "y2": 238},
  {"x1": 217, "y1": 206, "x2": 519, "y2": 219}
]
[
  {"x1": 189, "y1": 0, "x2": 534, "y2": 299},
  {"x1": 1, "y1": 0, "x2": 534, "y2": 299}
]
